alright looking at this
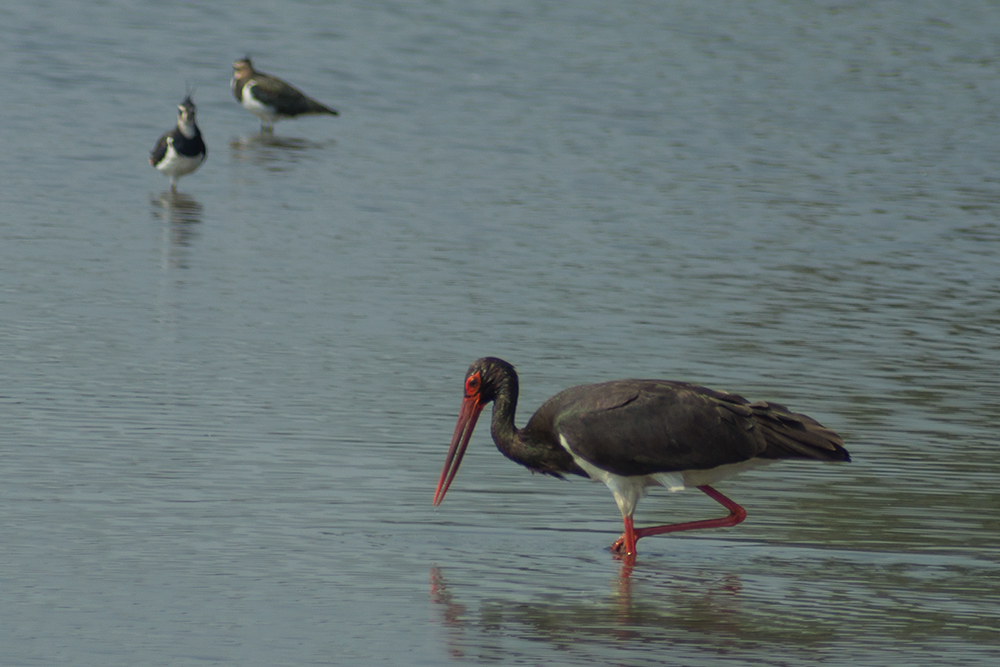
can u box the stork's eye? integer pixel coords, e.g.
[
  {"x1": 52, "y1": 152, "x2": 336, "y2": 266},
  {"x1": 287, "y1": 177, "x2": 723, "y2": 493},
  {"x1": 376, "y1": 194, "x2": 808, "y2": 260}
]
[{"x1": 465, "y1": 373, "x2": 481, "y2": 396}]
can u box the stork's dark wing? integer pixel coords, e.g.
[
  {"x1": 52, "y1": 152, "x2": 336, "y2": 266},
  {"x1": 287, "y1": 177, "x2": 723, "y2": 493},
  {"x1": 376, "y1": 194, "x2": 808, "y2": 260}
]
[{"x1": 543, "y1": 380, "x2": 767, "y2": 476}]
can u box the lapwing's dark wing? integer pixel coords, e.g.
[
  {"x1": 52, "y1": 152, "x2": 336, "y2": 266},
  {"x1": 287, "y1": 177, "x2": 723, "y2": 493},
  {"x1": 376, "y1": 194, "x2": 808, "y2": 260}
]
[
  {"x1": 149, "y1": 131, "x2": 170, "y2": 167},
  {"x1": 251, "y1": 73, "x2": 338, "y2": 117}
]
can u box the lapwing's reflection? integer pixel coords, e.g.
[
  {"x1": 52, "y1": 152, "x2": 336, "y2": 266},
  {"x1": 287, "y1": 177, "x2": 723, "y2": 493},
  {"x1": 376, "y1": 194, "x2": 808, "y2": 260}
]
[
  {"x1": 229, "y1": 133, "x2": 334, "y2": 171},
  {"x1": 150, "y1": 191, "x2": 202, "y2": 269}
]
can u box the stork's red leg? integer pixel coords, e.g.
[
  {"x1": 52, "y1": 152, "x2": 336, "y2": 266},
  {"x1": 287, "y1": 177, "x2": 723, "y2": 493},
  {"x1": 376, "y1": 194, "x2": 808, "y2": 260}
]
[{"x1": 610, "y1": 485, "x2": 746, "y2": 557}]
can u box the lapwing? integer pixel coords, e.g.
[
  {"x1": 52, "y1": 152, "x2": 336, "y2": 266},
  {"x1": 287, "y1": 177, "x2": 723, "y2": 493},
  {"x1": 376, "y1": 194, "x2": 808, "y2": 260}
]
[
  {"x1": 231, "y1": 56, "x2": 338, "y2": 133},
  {"x1": 150, "y1": 95, "x2": 207, "y2": 192}
]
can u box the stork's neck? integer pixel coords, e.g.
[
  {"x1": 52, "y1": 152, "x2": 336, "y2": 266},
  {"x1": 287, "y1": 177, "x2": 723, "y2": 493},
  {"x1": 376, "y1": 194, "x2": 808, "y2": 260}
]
[
  {"x1": 490, "y1": 378, "x2": 517, "y2": 446},
  {"x1": 487, "y1": 370, "x2": 521, "y2": 461},
  {"x1": 477, "y1": 358, "x2": 576, "y2": 477}
]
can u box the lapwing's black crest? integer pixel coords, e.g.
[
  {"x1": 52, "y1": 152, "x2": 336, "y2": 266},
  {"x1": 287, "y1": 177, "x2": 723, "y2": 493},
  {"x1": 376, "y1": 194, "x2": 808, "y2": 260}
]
[
  {"x1": 231, "y1": 56, "x2": 338, "y2": 133},
  {"x1": 150, "y1": 95, "x2": 207, "y2": 192}
]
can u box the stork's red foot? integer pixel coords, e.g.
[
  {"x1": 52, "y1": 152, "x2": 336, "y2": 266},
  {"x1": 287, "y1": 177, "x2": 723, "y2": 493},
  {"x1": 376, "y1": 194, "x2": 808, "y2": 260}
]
[
  {"x1": 610, "y1": 536, "x2": 635, "y2": 559},
  {"x1": 610, "y1": 517, "x2": 639, "y2": 557}
]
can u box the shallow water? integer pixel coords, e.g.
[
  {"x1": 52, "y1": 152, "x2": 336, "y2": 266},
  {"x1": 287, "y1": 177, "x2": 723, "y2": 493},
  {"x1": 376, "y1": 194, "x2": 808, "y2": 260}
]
[{"x1": 2, "y1": 0, "x2": 999, "y2": 665}]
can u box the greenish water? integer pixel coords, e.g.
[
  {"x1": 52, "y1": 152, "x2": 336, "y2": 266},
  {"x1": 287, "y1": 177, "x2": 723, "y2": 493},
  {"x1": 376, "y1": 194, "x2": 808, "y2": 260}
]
[{"x1": 2, "y1": 1, "x2": 998, "y2": 665}]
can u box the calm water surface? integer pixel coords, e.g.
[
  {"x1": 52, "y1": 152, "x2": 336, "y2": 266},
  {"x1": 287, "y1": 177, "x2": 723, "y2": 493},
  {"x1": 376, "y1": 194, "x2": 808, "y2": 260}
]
[{"x1": 2, "y1": 1, "x2": 999, "y2": 665}]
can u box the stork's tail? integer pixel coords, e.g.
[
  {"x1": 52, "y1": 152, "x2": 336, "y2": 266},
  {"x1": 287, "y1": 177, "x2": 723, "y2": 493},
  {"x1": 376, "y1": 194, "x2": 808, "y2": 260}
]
[{"x1": 751, "y1": 401, "x2": 850, "y2": 462}]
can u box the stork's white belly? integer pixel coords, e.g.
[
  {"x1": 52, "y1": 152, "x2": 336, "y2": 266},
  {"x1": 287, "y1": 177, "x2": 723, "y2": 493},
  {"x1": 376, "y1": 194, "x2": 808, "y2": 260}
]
[{"x1": 558, "y1": 435, "x2": 772, "y2": 518}]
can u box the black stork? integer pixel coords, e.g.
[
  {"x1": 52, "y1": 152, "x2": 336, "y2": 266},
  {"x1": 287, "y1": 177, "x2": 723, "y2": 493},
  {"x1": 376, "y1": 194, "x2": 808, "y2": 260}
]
[{"x1": 433, "y1": 357, "x2": 850, "y2": 558}]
